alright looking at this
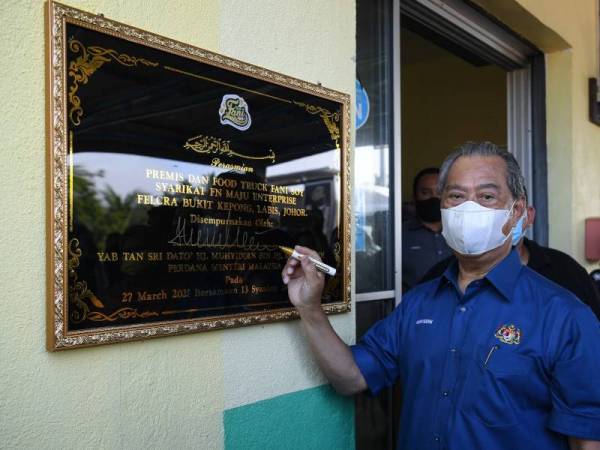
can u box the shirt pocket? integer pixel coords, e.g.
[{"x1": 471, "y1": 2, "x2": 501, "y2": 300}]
[{"x1": 460, "y1": 344, "x2": 535, "y2": 427}]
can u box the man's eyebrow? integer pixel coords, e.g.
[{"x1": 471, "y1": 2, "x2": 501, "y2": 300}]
[{"x1": 476, "y1": 183, "x2": 500, "y2": 190}]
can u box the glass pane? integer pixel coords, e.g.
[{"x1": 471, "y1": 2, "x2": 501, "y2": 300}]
[
  {"x1": 63, "y1": 23, "x2": 348, "y2": 332},
  {"x1": 355, "y1": 0, "x2": 394, "y2": 293}
]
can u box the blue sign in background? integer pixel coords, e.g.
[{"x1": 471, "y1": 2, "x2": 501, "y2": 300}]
[{"x1": 355, "y1": 79, "x2": 370, "y2": 130}]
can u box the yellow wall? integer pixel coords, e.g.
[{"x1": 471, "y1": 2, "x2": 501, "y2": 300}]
[
  {"x1": 0, "y1": 1, "x2": 355, "y2": 448},
  {"x1": 473, "y1": 0, "x2": 600, "y2": 270},
  {"x1": 401, "y1": 28, "x2": 507, "y2": 200}
]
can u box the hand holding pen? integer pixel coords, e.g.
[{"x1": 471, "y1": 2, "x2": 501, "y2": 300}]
[
  {"x1": 279, "y1": 246, "x2": 337, "y2": 276},
  {"x1": 281, "y1": 245, "x2": 328, "y2": 310}
]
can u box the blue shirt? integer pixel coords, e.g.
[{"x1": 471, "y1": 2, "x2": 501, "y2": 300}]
[
  {"x1": 402, "y1": 219, "x2": 452, "y2": 291},
  {"x1": 352, "y1": 249, "x2": 600, "y2": 450}
]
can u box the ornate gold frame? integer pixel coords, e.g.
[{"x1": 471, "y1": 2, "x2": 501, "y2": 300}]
[{"x1": 46, "y1": 1, "x2": 352, "y2": 350}]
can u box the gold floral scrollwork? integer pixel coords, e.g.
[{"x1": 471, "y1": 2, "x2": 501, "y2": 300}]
[
  {"x1": 333, "y1": 241, "x2": 341, "y2": 265},
  {"x1": 293, "y1": 101, "x2": 341, "y2": 149},
  {"x1": 68, "y1": 238, "x2": 104, "y2": 324},
  {"x1": 183, "y1": 134, "x2": 276, "y2": 162},
  {"x1": 67, "y1": 38, "x2": 159, "y2": 126},
  {"x1": 86, "y1": 308, "x2": 159, "y2": 322}
]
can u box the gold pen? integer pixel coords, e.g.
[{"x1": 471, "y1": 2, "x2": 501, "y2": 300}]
[{"x1": 279, "y1": 246, "x2": 337, "y2": 276}]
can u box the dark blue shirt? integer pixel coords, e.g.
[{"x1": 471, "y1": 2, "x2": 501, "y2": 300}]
[
  {"x1": 402, "y1": 219, "x2": 452, "y2": 291},
  {"x1": 352, "y1": 249, "x2": 600, "y2": 450}
]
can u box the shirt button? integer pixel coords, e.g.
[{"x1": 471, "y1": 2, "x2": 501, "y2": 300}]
[
  {"x1": 442, "y1": 391, "x2": 449, "y2": 397},
  {"x1": 437, "y1": 250, "x2": 442, "y2": 255},
  {"x1": 450, "y1": 348, "x2": 457, "y2": 353},
  {"x1": 434, "y1": 436, "x2": 440, "y2": 442},
  {"x1": 459, "y1": 306, "x2": 466, "y2": 312}
]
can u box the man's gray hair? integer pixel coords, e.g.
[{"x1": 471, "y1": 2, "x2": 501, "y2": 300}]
[{"x1": 437, "y1": 141, "x2": 525, "y2": 200}]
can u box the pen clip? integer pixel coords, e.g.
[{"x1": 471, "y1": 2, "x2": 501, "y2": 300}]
[{"x1": 484, "y1": 345, "x2": 500, "y2": 367}]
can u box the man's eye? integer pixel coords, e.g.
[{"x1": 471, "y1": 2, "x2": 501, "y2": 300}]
[
  {"x1": 481, "y1": 194, "x2": 495, "y2": 201},
  {"x1": 450, "y1": 193, "x2": 463, "y2": 199}
]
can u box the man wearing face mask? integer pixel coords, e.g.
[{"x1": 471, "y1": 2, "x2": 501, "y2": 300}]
[
  {"x1": 281, "y1": 142, "x2": 600, "y2": 450},
  {"x1": 420, "y1": 195, "x2": 600, "y2": 320},
  {"x1": 402, "y1": 168, "x2": 452, "y2": 292}
]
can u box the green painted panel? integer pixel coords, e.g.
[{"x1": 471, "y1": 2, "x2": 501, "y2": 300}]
[{"x1": 224, "y1": 384, "x2": 355, "y2": 450}]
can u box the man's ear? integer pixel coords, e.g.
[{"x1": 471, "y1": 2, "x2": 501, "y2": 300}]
[
  {"x1": 503, "y1": 197, "x2": 525, "y2": 234},
  {"x1": 512, "y1": 197, "x2": 526, "y2": 222},
  {"x1": 526, "y1": 206, "x2": 536, "y2": 228}
]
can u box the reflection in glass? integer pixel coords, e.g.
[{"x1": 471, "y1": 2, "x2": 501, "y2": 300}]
[{"x1": 64, "y1": 23, "x2": 347, "y2": 332}]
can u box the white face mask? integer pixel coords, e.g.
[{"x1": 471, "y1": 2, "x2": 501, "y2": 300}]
[{"x1": 441, "y1": 200, "x2": 516, "y2": 256}]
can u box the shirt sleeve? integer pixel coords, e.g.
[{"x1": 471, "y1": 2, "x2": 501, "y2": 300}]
[
  {"x1": 350, "y1": 303, "x2": 404, "y2": 396},
  {"x1": 546, "y1": 303, "x2": 600, "y2": 440}
]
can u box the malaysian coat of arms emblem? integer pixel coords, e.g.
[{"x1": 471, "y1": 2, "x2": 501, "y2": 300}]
[{"x1": 495, "y1": 324, "x2": 521, "y2": 345}]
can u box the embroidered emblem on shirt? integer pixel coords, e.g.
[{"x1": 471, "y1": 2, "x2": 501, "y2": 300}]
[
  {"x1": 494, "y1": 324, "x2": 521, "y2": 345},
  {"x1": 416, "y1": 319, "x2": 433, "y2": 325}
]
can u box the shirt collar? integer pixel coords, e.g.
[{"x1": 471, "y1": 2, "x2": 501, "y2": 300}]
[
  {"x1": 437, "y1": 259, "x2": 460, "y2": 295},
  {"x1": 485, "y1": 249, "x2": 523, "y2": 301},
  {"x1": 436, "y1": 248, "x2": 523, "y2": 301}
]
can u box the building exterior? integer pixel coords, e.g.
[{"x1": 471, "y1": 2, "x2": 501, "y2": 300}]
[
  {"x1": 1, "y1": 1, "x2": 355, "y2": 449},
  {"x1": 0, "y1": 0, "x2": 598, "y2": 449},
  {"x1": 476, "y1": 0, "x2": 600, "y2": 272}
]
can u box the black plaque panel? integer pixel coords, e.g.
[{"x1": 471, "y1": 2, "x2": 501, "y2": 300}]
[{"x1": 47, "y1": 7, "x2": 350, "y2": 348}]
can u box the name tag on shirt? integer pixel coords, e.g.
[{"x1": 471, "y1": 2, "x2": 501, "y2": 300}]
[{"x1": 416, "y1": 319, "x2": 434, "y2": 325}]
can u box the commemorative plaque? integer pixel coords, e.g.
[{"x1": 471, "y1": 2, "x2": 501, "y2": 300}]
[{"x1": 46, "y1": 2, "x2": 351, "y2": 350}]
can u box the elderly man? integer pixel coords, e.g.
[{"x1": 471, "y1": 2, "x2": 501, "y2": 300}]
[
  {"x1": 420, "y1": 199, "x2": 600, "y2": 320},
  {"x1": 282, "y1": 142, "x2": 600, "y2": 450}
]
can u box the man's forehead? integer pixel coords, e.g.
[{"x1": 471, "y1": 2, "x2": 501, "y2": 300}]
[{"x1": 446, "y1": 155, "x2": 508, "y2": 187}]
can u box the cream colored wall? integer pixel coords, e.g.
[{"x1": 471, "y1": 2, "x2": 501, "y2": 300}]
[
  {"x1": 473, "y1": 0, "x2": 600, "y2": 270},
  {"x1": 217, "y1": 0, "x2": 356, "y2": 412},
  {"x1": 0, "y1": 1, "x2": 355, "y2": 449},
  {"x1": 401, "y1": 30, "x2": 507, "y2": 200}
]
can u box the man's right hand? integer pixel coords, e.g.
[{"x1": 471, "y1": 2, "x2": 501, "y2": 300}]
[
  {"x1": 280, "y1": 245, "x2": 367, "y2": 396},
  {"x1": 281, "y1": 246, "x2": 325, "y2": 311}
]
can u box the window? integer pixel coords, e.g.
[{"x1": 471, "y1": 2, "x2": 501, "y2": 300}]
[{"x1": 355, "y1": 0, "x2": 395, "y2": 294}]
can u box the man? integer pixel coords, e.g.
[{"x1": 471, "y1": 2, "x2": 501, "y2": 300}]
[
  {"x1": 402, "y1": 168, "x2": 452, "y2": 291},
  {"x1": 282, "y1": 142, "x2": 600, "y2": 450},
  {"x1": 420, "y1": 201, "x2": 600, "y2": 320}
]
